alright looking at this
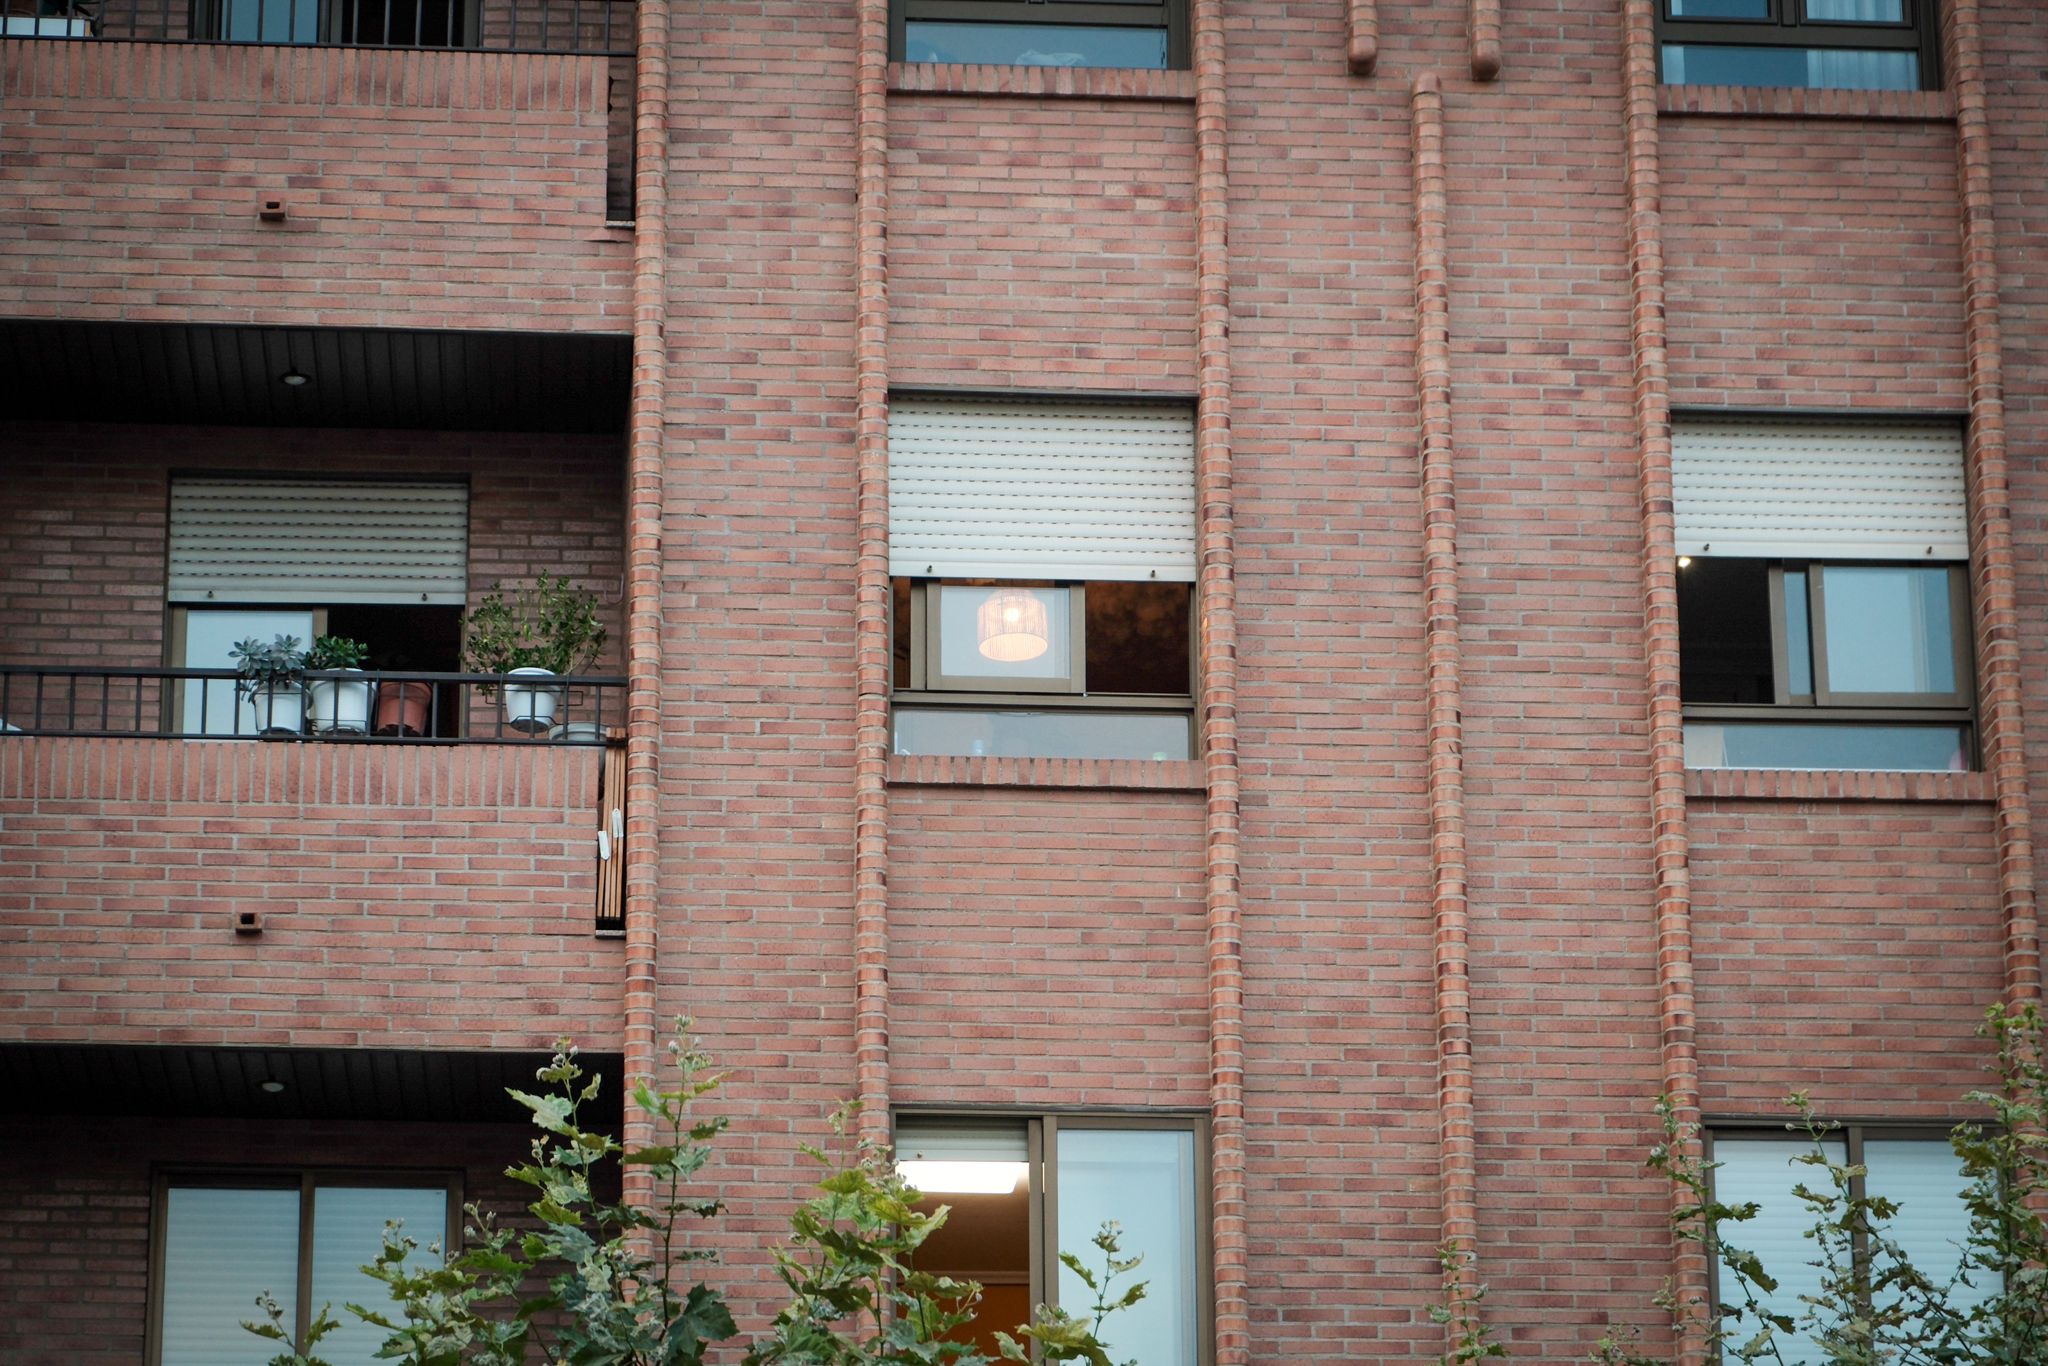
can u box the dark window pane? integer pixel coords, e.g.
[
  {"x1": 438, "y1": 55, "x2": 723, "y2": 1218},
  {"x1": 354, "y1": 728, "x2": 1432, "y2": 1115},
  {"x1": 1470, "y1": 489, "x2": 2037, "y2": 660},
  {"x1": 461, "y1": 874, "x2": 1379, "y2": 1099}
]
[
  {"x1": 1685, "y1": 721, "x2": 1969, "y2": 771},
  {"x1": 1670, "y1": 0, "x2": 1770, "y2": 15},
  {"x1": 893, "y1": 707, "x2": 1190, "y2": 760},
  {"x1": 1662, "y1": 43, "x2": 1919, "y2": 89},
  {"x1": 1784, "y1": 570, "x2": 1813, "y2": 699},
  {"x1": 905, "y1": 20, "x2": 1169, "y2": 68},
  {"x1": 1678, "y1": 558, "x2": 1776, "y2": 704},
  {"x1": 893, "y1": 579, "x2": 912, "y2": 691},
  {"x1": 220, "y1": 0, "x2": 320, "y2": 42},
  {"x1": 1086, "y1": 581, "x2": 1191, "y2": 696}
]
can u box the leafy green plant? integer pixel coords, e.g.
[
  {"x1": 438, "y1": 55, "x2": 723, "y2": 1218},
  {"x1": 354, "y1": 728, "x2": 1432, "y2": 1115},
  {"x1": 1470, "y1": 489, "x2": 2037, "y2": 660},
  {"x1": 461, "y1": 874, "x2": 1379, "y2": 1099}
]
[
  {"x1": 230, "y1": 633, "x2": 308, "y2": 697},
  {"x1": 347, "y1": 1208, "x2": 534, "y2": 1366},
  {"x1": 462, "y1": 575, "x2": 608, "y2": 686},
  {"x1": 996, "y1": 1222, "x2": 1147, "y2": 1366},
  {"x1": 243, "y1": 1291, "x2": 340, "y2": 1366},
  {"x1": 1427, "y1": 1241, "x2": 1506, "y2": 1366},
  {"x1": 744, "y1": 1103, "x2": 990, "y2": 1366},
  {"x1": 1947, "y1": 1002, "x2": 2048, "y2": 1363},
  {"x1": 307, "y1": 634, "x2": 369, "y2": 670}
]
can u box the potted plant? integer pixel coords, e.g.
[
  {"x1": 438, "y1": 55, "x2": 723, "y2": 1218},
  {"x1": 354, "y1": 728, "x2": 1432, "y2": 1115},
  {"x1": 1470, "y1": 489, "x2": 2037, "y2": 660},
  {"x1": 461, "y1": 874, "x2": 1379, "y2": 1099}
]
[
  {"x1": 305, "y1": 634, "x2": 373, "y2": 735},
  {"x1": 230, "y1": 634, "x2": 308, "y2": 736},
  {"x1": 462, "y1": 575, "x2": 608, "y2": 734}
]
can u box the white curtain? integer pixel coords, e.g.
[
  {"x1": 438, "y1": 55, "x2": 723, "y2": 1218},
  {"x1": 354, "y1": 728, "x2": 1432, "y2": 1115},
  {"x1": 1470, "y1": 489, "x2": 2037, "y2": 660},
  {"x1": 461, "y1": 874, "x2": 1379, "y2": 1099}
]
[
  {"x1": 1806, "y1": 47, "x2": 1919, "y2": 90},
  {"x1": 1806, "y1": 0, "x2": 1904, "y2": 21}
]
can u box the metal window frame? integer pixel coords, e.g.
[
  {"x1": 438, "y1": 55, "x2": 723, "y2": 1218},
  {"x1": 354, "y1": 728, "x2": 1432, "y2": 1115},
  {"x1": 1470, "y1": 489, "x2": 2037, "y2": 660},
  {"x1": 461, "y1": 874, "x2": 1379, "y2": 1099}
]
[
  {"x1": 145, "y1": 1167, "x2": 463, "y2": 1366},
  {"x1": 1680, "y1": 558, "x2": 1978, "y2": 764},
  {"x1": 1654, "y1": 0, "x2": 1941, "y2": 89},
  {"x1": 1702, "y1": 1121, "x2": 1964, "y2": 1331},
  {"x1": 891, "y1": 0, "x2": 1188, "y2": 69},
  {"x1": 891, "y1": 1108, "x2": 1214, "y2": 1366}
]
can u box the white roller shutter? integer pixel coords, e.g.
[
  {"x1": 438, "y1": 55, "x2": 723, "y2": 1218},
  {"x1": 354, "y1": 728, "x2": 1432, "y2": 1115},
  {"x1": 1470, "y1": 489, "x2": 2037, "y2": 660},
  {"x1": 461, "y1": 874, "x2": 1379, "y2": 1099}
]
[
  {"x1": 168, "y1": 478, "x2": 469, "y2": 605},
  {"x1": 888, "y1": 397, "x2": 1197, "y2": 582},
  {"x1": 1672, "y1": 419, "x2": 1967, "y2": 560}
]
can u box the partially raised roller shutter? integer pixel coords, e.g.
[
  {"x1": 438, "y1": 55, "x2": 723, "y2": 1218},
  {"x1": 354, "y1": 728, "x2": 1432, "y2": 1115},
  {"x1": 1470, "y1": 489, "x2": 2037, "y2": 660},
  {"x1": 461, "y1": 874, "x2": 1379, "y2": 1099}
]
[
  {"x1": 168, "y1": 479, "x2": 469, "y2": 604},
  {"x1": 1672, "y1": 419, "x2": 1967, "y2": 560},
  {"x1": 887, "y1": 397, "x2": 1197, "y2": 582}
]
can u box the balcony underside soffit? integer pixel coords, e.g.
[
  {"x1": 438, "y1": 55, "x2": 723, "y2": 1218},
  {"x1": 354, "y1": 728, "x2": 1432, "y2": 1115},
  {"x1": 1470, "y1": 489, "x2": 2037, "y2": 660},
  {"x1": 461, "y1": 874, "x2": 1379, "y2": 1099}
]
[{"x1": 0, "y1": 318, "x2": 630, "y2": 433}]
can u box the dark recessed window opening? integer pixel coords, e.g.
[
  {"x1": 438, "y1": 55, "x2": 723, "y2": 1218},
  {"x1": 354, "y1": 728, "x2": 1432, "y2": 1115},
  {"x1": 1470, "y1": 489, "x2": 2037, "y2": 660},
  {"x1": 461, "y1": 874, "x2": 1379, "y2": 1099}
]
[{"x1": 1657, "y1": 0, "x2": 1938, "y2": 91}]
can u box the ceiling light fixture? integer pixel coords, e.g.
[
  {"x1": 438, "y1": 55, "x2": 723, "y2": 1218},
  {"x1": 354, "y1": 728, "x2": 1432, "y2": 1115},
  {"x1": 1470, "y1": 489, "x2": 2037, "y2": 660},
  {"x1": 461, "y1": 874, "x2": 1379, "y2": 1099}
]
[
  {"x1": 259, "y1": 1079, "x2": 287, "y2": 1094},
  {"x1": 279, "y1": 370, "x2": 310, "y2": 388},
  {"x1": 896, "y1": 1159, "x2": 1027, "y2": 1195},
  {"x1": 976, "y1": 589, "x2": 1050, "y2": 663}
]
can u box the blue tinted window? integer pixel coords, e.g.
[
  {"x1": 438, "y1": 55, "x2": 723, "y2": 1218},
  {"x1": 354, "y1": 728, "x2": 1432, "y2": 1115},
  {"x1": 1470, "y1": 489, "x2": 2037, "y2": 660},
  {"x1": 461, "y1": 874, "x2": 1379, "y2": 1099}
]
[
  {"x1": 1662, "y1": 43, "x2": 1919, "y2": 90},
  {"x1": 905, "y1": 21, "x2": 1168, "y2": 69}
]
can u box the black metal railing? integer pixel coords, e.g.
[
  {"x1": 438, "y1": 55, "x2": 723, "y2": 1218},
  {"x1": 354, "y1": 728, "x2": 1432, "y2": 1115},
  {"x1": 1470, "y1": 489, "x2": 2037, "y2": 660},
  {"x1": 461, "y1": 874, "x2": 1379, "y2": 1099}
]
[
  {"x1": 1, "y1": 0, "x2": 633, "y2": 55},
  {"x1": 0, "y1": 667, "x2": 626, "y2": 744}
]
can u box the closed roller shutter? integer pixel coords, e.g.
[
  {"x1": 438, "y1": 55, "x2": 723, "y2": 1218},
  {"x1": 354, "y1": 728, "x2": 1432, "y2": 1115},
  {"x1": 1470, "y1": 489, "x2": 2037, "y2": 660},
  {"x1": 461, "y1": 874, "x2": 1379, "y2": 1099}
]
[
  {"x1": 888, "y1": 397, "x2": 1198, "y2": 582},
  {"x1": 168, "y1": 479, "x2": 469, "y2": 604},
  {"x1": 1672, "y1": 419, "x2": 1967, "y2": 560}
]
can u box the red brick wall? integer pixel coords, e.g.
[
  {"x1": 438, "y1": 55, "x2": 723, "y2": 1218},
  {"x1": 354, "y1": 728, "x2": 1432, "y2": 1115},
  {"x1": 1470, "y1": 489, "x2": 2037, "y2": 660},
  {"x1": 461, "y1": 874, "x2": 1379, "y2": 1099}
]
[
  {"x1": 0, "y1": 422, "x2": 626, "y2": 674},
  {"x1": 0, "y1": 41, "x2": 631, "y2": 331},
  {"x1": 0, "y1": 1116, "x2": 535, "y2": 1366},
  {"x1": 1661, "y1": 116, "x2": 1968, "y2": 412},
  {"x1": 888, "y1": 94, "x2": 1198, "y2": 392},
  {"x1": 888, "y1": 786, "x2": 1209, "y2": 1108},
  {"x1": 1690, "y1": 799, "x2": 2004, "y2": 1116},
  {"x1": 0, "y1": 738, "x2": 625, "y2": 1048}
]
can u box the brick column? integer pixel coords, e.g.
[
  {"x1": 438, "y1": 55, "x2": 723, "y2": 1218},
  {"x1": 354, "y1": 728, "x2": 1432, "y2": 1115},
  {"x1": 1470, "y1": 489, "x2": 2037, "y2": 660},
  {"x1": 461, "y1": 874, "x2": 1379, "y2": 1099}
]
[
  {"x1": 1347, "y1": 0, "x2": 1378, "y2": 76},
  {"x1": 1470, "y1": 0, "x2": 1502, "y2": 81},
  {"x1": 1409, "y1": 72, "x2": 1481, "y2": 1322},
  {"x1": 1620, "y1": 4, "x2": 1708, "y2": 1361},
  {"x1": 1192, "y1": 0, "x2": 1247, "y2": 1358},
  {"x1": 852, "y1": 0, "x2": 895, "y2": 1144},
  {"x1": 1945, "y1": 0, "x2": 2041, "y2": 1009},
  {"x1": 621, "y1": 0, "x2": 669, "y2": 1197}
]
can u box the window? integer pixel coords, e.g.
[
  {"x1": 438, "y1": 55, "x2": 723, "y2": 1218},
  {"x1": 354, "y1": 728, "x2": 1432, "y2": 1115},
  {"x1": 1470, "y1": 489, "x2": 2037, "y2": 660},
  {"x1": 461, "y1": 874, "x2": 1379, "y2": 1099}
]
[
  {"x1": 1709, "y1": 1127, "x2": 1991, "y2": 1363},
  {"x1": 892, "y1": 0, "x2": 1187, "y2": 70},
  {"x1": 194, "y1": 0, "x2": 477, "y2": 46},
  {"x1": 888, "y1": 397, "x2": 1198, "y2": 761},
  {"x1": 1672, "y1": 419, "x2": 1974, "y2": 771},
  {"x1": 1657, "y1": 1, "x2": 1939, "y2": 91},
  {"x1": 893, "y1": 1114, "x2": 1209, "y2": 1366},
  {"x1": 149, "y1": 1172, "x2": 456, "y2": 1366}
]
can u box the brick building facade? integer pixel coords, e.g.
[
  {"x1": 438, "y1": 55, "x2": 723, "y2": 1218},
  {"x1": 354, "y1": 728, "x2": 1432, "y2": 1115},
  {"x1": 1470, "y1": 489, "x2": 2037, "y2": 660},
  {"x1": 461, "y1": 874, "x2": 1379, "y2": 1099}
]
[{"x1": 2, "y1": 0, "x2": 2042, "y2": 1361}]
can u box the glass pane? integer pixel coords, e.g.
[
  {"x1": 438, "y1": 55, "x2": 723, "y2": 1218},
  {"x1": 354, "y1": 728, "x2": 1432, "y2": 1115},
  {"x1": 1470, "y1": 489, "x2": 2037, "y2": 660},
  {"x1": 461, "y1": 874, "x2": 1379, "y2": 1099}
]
[
  {"x1": 937, "y1": 586, "x2": 1072, "y2": 684},
  {"x1": 310, "y1": 1186, "x2": 450, "y2": 1366},
  {"x1": 221, "y1": 0, "x2": 321, "y2": 42},
  {"x1": 181, "y1": 609, "x2": 316, "y2": 736},
  {"x1": 1056, "y1": 1129, "x2": 1199, "y2": 1366},
  {"x1": 1805, "y1": 0, "x2": 1904, "y2": 20},
  {"x1": 1784, "y1": 571, "x2": 1813, "y2": 699},
  {"x1": 896, "y1": 1120, "x2": 1033, "y2": 1358},
  {"x1": 1663, "y1": 43, "x2": 1919, "y2": 90},
  {"x1": 160, "y1": 1186, "x2": 301, "y2": 1366},
  {"x1": 1684, "y1": 721, "x2": 1969, "y2": 771},
  {"x1": 1086, "y1": 582, "x2": 1191, "y2": 696},
  {"x1": 1820, "y1": 566, "x2": 1956, "y2": 695},
  {"x1": 893, "y1": 579, "x2": 913, "y2": 690},
  {"x1": 1863, "y1": 1139, "x2": 1994, "y2": 1324},
  {"x1": 893, "y1": 707, "x2": 1191, "y2": 760},
  {"x1": 1713, "y1": 1135, "x2": 1847, "y2": 1366},
  {"x1": 905, "y1": 21, "x2": 1169, "y2": 69},
  {"x1": 1670, "y1": 0, "x2": 1770, "y2": 15}
]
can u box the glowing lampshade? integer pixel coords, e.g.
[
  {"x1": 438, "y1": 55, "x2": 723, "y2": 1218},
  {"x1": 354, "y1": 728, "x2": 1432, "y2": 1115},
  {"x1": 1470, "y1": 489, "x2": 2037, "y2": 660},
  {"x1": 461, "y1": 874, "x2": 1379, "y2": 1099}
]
[
  {"x1": 977, "y1": 589, "x2": 1051, "y2": 663},
  {"x1": 897, "y1": 1159, "x2": 1028, "y2": 1195}
]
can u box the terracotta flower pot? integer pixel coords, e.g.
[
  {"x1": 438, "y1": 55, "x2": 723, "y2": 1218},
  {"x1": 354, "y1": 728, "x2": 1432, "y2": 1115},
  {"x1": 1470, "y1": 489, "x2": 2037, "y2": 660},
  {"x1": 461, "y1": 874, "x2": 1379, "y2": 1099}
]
[{"x1": 372, "y1": 680, "x2": 432, "y2": 737}]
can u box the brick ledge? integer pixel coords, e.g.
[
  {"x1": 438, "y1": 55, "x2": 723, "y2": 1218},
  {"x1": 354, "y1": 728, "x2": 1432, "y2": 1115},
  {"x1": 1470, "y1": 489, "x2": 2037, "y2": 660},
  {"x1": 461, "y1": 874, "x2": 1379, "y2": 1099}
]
[
  {"x1": 1685, "y1": 767, "x2": 1992, "y2": 803},
  {"x1": 888, "y1": 753, "x2": 1204, "y2": 791},
  {"x1": 1658, "y1": 84, "x2": 1954, "y2": 121},
  {"x1": 887, "y1": 61, "x2": 1196, "y2": 102}
]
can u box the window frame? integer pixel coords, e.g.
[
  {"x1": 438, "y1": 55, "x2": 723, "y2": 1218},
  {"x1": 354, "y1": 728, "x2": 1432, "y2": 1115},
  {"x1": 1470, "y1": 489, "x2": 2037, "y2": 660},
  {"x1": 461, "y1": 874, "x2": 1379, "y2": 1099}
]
[
  {"x1": 1679, "y1": 558, "x2": 1977, "y2": 763},
  {"x1": 1704, "y1": 1122, "x2": 1971, "y2": 1333},
  {"x1": 892, "y1": 1110, "x2": 1215, "y2": 1366},
  {"x1": 145, "y1": 1167, "x2": 463, "y2": 1366},
  {"x1": 890, "y1": 0, "x2": 1190, "y2": 71},
  {"x1": 1654, "y1": 0, "x2": 1942, "y2": 90}
]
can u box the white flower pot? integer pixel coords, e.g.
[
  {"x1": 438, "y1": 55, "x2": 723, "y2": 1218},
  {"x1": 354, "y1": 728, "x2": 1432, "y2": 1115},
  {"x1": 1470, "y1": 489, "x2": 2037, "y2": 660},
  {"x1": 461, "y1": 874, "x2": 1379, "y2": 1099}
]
[
  {"x1": 247, "y1": 683, "x2": 306, "y2": 736},
  {"x1": 308, "y1": 672, "x2": 374, "y2": 735},
  {"x1": 503, "y1": 667, "x2": 564, "y2": 734}
]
